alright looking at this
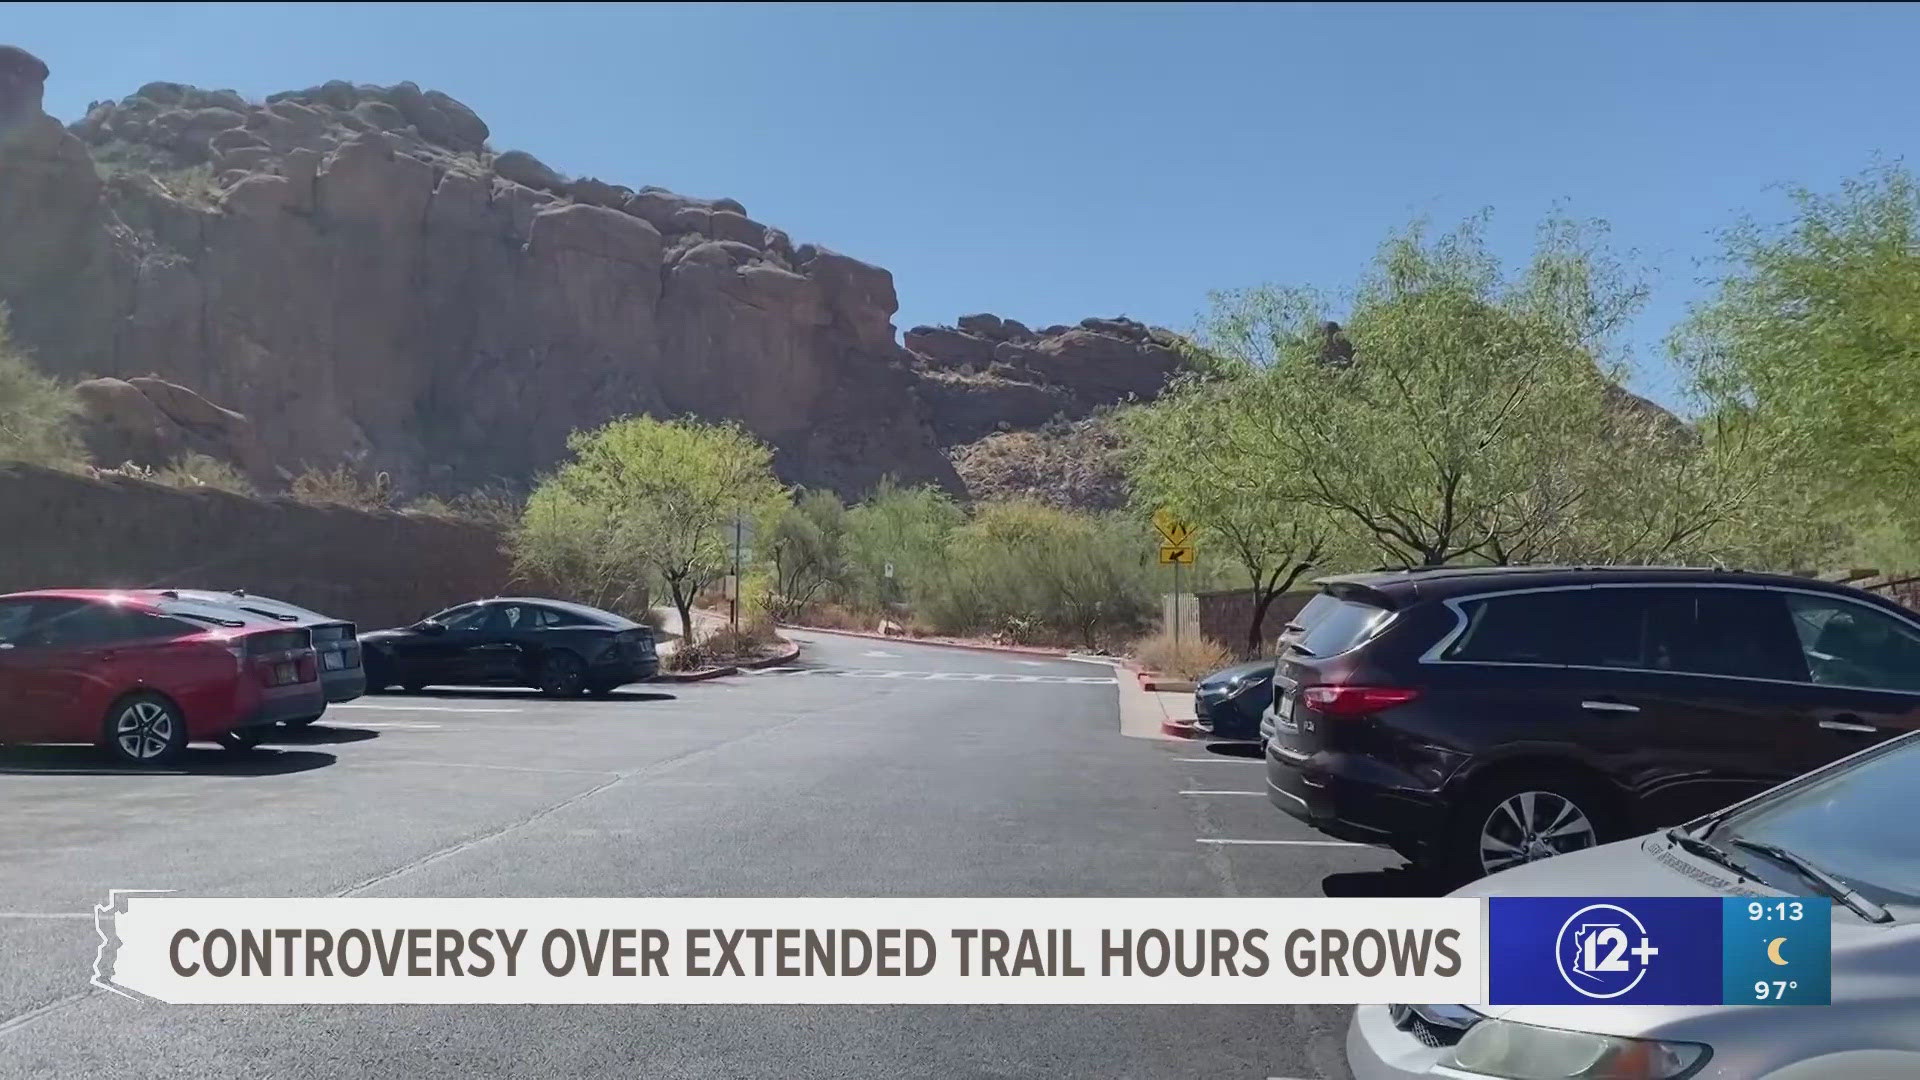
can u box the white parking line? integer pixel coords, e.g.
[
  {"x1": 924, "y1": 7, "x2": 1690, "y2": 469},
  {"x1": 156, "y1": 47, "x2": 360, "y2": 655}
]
[
  {"x1": 373, "y1": 759, "x2": 618, "y2": 776},
  {"x1": 1196, "y1": 838, "x2": 1365, "y2": 848},
  {"x1": 339, "y1": 721, "x2": 444, "y2": 730},
  {"x1": 1179, "y1": 790, "x2": 1265, "y2": 796},
  {"x1": 333, "y1": 704, "x2": 524, "y2": 713},
  {"x1": 0, "y1": 912, "x2": 91, "y2": 919}
]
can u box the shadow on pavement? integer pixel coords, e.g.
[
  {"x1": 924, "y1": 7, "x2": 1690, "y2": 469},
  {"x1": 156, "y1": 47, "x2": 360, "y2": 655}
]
[
  {"x1": 259, "y1": 725, "x2": 380, "y2": 745},
  {"x1": 374, "y1": 688, "x2": 677, "y2": 703},
  {"x1": 1321, "y1": 865, "x2": 1450, "y2": 898},
  {"x1": 0, "y1": 745, "x2": 337, "y2": 777},
  {"x1": 1202, "y1": 741, "x2": 1264, "y2": 759}
]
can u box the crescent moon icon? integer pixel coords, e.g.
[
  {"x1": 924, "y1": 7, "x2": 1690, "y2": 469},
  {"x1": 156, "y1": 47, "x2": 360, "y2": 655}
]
[{"x1": 1767, "y1": 937, "x2": 1789, "y2": 966}]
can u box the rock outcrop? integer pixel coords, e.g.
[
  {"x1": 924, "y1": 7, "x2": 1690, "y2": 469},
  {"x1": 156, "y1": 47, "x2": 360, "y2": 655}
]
[
  {"x1": 0, "y1": 57, "x2": 964, "y2": 498},
  {"x1": 71, "y1": 375, "x2": 276, "y2": 482},
  {"x1": 0, "y1": 51, "x2": 1187, "y2": 500},
  {"x1": 904, "y1": 315, "x2": 1183, "y2": 446}
]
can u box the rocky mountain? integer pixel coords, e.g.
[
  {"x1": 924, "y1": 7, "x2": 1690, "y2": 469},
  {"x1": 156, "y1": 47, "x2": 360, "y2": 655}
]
[{"x1": 0, "y1": 47, "x2": 1184, "y2": 501}]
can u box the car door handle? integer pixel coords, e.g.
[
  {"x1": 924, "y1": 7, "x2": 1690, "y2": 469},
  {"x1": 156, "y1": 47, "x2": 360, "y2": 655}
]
[
  {"x1": 1819, "y1": 718, "x2": 1879, "y2": 734},
  {"x1": 1581, "y1": 699, "x2": 1640, "y2": 713}
]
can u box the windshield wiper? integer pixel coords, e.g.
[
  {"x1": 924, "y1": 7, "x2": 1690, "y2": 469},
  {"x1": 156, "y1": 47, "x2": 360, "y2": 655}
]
[
  {"x1": 1664, "y1": 828, "x2": 1759, "y2": 882},
  {"x1": 1728, "y1": 838, "x2": 1894, "y2": 924}
]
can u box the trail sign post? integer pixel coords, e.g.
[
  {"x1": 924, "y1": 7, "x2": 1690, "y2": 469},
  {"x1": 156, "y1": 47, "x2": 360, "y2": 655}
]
[
  {"x1": 1152, "y1": 509, "x2": 1198, "y2": 650},
  {"x1": 727, "y1": 512, "x2": 757, "y2": 631}
]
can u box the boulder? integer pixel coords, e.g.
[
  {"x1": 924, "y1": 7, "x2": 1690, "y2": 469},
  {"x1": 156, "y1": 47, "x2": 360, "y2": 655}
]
[
  {"x1": 492, "y1": 148, "x2": 563, "y2": 192},
  {"x1": 72, "y1": 376, "x2": 275, "y2": 482},
  {"x1": 904, "y1": 325, "x2": 996, "y2": 369},
  {"x1": 0, "y1": 45, "x2": 48, "y2": 127}
]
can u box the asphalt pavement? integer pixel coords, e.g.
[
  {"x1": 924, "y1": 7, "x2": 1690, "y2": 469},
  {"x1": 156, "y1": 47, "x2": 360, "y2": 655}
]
[{"x1": 0, "y1": 630, "x2": 1408, "y2": 1079}]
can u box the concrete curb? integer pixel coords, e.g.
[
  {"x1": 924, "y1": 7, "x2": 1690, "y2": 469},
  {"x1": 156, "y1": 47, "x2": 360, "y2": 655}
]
[
  {"x1": 778, "y1": 624, "x2": 1112, "y2": 664},
  {"x1": 655, "y1": 637, "x2": 801, "y2": 682},
  {"x1": 1141, "y1": 677, "x2": 1197, "y2": 693},
  {"x1": 655, "y1": 665, "x2": 739, "y2": 683},
  {"x1": 1160, "y1": 718, "x2": 1205, "y2": 739}
]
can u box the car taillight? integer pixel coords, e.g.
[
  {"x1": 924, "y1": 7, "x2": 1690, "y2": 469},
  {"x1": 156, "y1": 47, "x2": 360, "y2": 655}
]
[
  {"x1": 297, "y1": 653, "x2": 317, "y2": 682},
  {"x1": 1300, "y1": 685, "x2": 1421, "y2": 716}
]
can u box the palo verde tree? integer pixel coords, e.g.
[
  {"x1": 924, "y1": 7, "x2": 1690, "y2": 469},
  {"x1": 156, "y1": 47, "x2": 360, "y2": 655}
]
[
  {"x1": 1183, "y1": 214, "x2": 1772, "y2": 569},
  {"x1": 1674, "y1": 163, "x2": 1920, "y2": 554},
  {"x1": 1123, "y1": 383, "x2": 1348, "y2": 654},
  {"x1": 516, "y1": 416, "x2": 787, "y2": 644},
  {"x1": 763, "y1": 488, "x2": 849, "y2": 621}
]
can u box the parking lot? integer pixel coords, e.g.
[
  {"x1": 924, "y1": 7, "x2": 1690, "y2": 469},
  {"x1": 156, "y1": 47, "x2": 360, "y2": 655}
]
[{"x1": 0, "y1": 629, "x2": 1407, "y2": 1079}]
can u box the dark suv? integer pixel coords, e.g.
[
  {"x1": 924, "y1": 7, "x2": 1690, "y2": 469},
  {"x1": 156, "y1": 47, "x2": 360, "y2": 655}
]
[{"x1": 1262, "y1": 566, "x2": 1920, "y2": 881}]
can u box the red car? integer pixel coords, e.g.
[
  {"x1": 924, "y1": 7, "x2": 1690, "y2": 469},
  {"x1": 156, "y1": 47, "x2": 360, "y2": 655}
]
[{"x1": 0, "y1": 589, "x2": 327, "y2": 766}]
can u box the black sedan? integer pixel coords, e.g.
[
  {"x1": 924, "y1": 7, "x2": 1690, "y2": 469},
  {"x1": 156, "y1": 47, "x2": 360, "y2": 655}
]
[
  {"x1": 359, "y1": 597, "x2": 658, "y2": 697},
  {"x1": 1193, "y1": 659, "x2": 1274, "y2": 740}
]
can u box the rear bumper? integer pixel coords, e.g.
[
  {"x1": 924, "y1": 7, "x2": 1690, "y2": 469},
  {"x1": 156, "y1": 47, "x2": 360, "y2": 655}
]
[
  {"x1": 1194, "y1": 688, "x2": 1263, "y2": 740},
  {"x1": 321, "y1": 667, "x2": 366, "y2": 703},
  {"x1": 231, "y1": 686, "x2": 327, "y2": 732},
  {"x1": 1265, "y1": 742, "x2": 1446, "y2": 855},
  {"x1": 589, "y1": 655, "x2": 659, "y2": 684}
]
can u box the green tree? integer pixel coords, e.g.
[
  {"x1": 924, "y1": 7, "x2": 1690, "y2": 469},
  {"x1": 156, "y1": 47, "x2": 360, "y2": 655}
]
[
  {"x1": 1675, "y1": 164, "x2": 1920, "y2": 538},
  {"x1": 764, "y1": 488, "x2": 849, "y2": 620},
  {"x1": 842, "y1": 477, "x2": 965, "y2": 611},
  {"x1": 1182, "y1": 215, "x2": 1767, "y2": 570},
  {"x1": 0, "y1": 306, "x2": 81, "y2": 468},
  {"x1": 519, "y1": 416, "x2": 787, "y2": 643},
  {"x1": 1124, "y1": 383, "x2": 1348, "y2": 654},
  {"x1": 925, "y1": 502, "x2": 1155, "y2": 650}
]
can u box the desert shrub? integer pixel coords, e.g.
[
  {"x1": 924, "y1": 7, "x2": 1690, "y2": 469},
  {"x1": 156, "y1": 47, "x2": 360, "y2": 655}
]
[
  {"x1": 291, "y1": 465, "x2": 394, "y2": 510},
  {"x1": 793, "y1": 601, "x2": 871, "y2": 631},
  {"x1": 1131, "y1": 630, "x2": 1234, "y2": 682},
  {"x1": 0, "y1": 307, "x2": 83, "y2": 468},
  {"x1": 154, "y1": 451, "x2": 253, "y2": 494}
]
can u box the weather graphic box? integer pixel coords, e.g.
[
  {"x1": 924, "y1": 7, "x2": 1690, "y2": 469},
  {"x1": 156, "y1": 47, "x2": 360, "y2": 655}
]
[{"x1": 1489, "y1": 897, "x2": 1831, "y2": 1006}]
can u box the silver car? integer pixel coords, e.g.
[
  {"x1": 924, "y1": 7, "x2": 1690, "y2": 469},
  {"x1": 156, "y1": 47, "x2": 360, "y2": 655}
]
[
  {"x1": 1349, "y1": 731, "x2": 1920, "y2": 1080},
  {"x1": 149, "y1": 589, "x2": 365, "y2": 722}
]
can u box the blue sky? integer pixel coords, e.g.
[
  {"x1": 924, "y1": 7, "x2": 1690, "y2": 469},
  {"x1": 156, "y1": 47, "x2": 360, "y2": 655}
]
[{"x1": 13, "y1": 2, "x2": 1919, "y2": 404}]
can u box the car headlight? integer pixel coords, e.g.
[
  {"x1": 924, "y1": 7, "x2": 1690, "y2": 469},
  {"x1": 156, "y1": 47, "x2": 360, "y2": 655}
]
[{"x1": 1441, "y1": 1018, "x2": 1710, "y2": 1079}]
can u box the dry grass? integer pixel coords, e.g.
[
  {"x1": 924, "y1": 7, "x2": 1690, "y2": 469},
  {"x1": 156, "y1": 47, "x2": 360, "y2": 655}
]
[
  {"x1": 291, "y1": 465, "x2": 394, "y2": 511},
  {"x1": 155, "y1": 451, "x2": 253, "y2": 495},
  {"x1": 792, "y1": 601, "x2": 871, "y2": 631},
  {"x1": 1130, "y1": 630, "x2": 1233, "y2": 681}
]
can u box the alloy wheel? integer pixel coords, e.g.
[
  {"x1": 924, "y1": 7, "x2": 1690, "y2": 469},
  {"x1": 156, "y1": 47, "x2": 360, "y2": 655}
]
[
  {"x1": 115, "y1": 700, "x2": 176, "y2": 761},
  {"x1": 1478, "y1": 790, "x2": 1596, "y2": 874}
]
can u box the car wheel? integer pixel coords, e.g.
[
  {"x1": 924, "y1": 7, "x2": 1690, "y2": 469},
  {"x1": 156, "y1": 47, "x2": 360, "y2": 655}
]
[
  {"x1": 282, "y1": 714, "x2": 322, "y2": 729},
  {"x1": 586, "y1": 680, "x2": 620, "y2": 697},
  {"x1": 1442, "y1": 774, "x2": 1619, "y2": 882},
  {"x1": 101, "y1": 693, "x2": 187, "y2": 768},
  {"x1": 218, "y1": 729, "x2": 267, "y2": 751},
  {"x1": 539, "y1": 652, "x2": 587, "y2": 698}
]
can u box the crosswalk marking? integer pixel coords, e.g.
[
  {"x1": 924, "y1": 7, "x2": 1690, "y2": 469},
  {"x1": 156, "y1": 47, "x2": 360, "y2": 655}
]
[{"x1": 741, "y1": 667, "x2": 1115, "y2": 685}]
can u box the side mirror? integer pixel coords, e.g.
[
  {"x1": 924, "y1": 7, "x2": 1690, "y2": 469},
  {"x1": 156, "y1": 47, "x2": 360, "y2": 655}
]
[{"x1": 417, "y1": 620, "x2": 447, "y2": 635}]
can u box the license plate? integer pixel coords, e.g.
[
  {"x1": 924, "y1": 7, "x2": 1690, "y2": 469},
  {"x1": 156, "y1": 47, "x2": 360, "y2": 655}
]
[
  {"x1": 274, "y1": 662, "x2": 296, "y2": 683},
  {"x1": 322, "y1": 651, "x2": 346, "y2": 671},
  {"x1": 1272, "y1": 688, "x2": 1299, "y2": 734}
]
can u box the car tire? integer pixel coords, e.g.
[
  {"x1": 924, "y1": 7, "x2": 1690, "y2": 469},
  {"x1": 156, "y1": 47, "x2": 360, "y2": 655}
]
[
  {"x1": 401, "y1": 682, "x2": 425, "y2": 694},
  {"x1": 101, "y1": 692, "x2": 188, "y2": 768},
  {"x1": 1439, "y1": 771, "x2": 1621, "y2": 883},
  {"x1": 539, "y1": 652, "x2": 587, "y2": 698}
]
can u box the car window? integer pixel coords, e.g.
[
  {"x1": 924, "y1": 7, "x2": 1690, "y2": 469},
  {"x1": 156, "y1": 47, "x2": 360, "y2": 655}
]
[
  {"x1": 530, "y1": 606, "x2": 574, "y2": 628},
  {"x1": 1783, "y1": 594, "x2": 1920, "y2": 692},
  {"x1": 439, "y1": 604, "x2": 492, "y2": 631},
  {"x1": 492, "y1": 604, "x2": 528, "y2": 631},
  {"x1": 1296, "y1": 596, "x2": 1393, "y2": 657},
  {"x1": 0, "y1": 600, "x2": 41, "y2": 646},
  {"x1": 1687, "y1": 589, "x2": 1808, "y2": 681},
  {"x1": 1723, "y1": 734, "x2": 1920, "y2": 905},
  {"x1": 28, "y1": 601, "x2": 190, "y2": 648},
  {"x1": 1441, "y1": 590, "x2": 1589, "y2": 664}
]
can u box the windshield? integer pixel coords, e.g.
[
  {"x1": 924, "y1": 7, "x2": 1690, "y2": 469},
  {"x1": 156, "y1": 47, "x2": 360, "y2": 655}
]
[{"x1": 1720, "y1": 735, "x2": 1920, "y2": 907}]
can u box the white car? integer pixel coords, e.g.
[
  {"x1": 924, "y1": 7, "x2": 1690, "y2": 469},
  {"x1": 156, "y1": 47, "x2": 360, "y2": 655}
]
[{"x1": 1348, "y1": 731, "x2": 1920, "y2": 1080}]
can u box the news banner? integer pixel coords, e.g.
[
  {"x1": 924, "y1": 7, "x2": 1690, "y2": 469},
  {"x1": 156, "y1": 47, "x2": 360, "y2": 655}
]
[{"x1": 90, "y1": 893, "x2": 1830, "y2": 1006}]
